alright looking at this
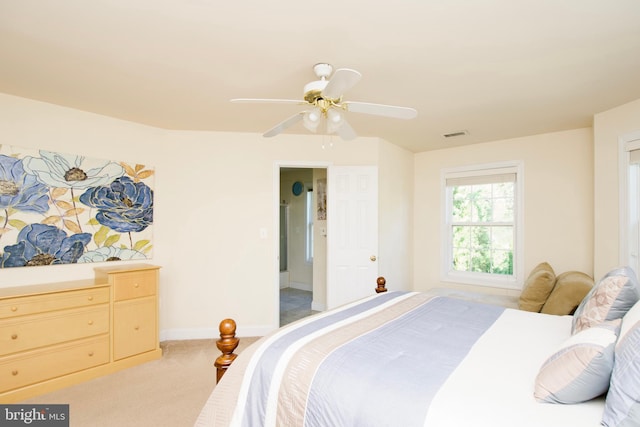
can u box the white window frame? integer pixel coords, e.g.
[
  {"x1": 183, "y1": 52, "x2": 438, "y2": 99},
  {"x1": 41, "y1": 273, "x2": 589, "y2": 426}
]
[{"x1": 440, "y1": 161, "x2": 524, "y2": 289}]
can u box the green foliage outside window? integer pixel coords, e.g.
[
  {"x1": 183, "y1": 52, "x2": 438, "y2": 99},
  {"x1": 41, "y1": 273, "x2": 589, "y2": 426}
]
[{"x1": 451, "y1": 182, "x2": 514, "y2": 275}]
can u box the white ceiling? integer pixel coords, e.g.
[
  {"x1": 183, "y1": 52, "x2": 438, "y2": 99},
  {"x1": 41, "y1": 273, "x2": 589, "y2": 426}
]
[{"x1": 2, "y1": 0, "x2": 640, "y2": 153}]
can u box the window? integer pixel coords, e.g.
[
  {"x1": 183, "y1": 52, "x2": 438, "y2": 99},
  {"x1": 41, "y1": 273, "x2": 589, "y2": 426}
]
[
  {"x1": 442, "y1": 162, "x2": 523, "y2": 288},
  {"x1": 306, "y1": 189, "x2": 314, "y2": 262}
]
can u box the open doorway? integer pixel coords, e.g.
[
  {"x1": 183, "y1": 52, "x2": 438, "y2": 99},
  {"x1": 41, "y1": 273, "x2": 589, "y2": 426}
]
[{"x1": 279, "y1": 167, "x2": 326, "y2": 326}]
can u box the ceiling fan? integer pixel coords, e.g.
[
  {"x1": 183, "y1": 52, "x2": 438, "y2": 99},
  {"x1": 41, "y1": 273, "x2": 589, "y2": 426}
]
[{"x1": 231, "y1": 63, "x2": 418, "y2": 141}]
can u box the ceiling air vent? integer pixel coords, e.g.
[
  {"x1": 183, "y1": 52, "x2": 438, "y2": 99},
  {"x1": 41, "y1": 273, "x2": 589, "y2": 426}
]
[{"x1": 443, "y1": 130, "x2": 469, "y2": 138}]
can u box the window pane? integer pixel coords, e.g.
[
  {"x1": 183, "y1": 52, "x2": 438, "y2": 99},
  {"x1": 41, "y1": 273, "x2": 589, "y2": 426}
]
[
  {"x1": 491, "y1": 226, "x2": 513, "y2": 250},
  {"x1": 493, "y1": 182, "x2": 513, "y2": 198},
  {"x1": 452, "y1": 225, "x2": 470, "y2": 248},
  {"x1": 470, "y1": 248, "x2": 491, "y2": 273},
  {"x1": 491, "y1": 249, "x2": 513, "y2": 274},
  {"x1": 475, "y1": 183, "x2": 492, "y2": 200},
  {"x1": 472, "y1": 195, "x2": 492, "y2": 222},
  {"x1": 306, "y1": 192, "x2": 314, "y2": 261},
  {"x1": 453, "y1": 247, "x2": 471, "y2": 271},
  {"x1": 470, "y1": 226, "x2": 490, "y2": 250},
  {"x1": 446, "y1": 170, "x2": 517, "y2": 279},
  {"x1": 452, "y1": 187, "x2": 471, "y2": 221},
  {"x1": 492, "y1": 197, "x2": 514, "y2": 222}
]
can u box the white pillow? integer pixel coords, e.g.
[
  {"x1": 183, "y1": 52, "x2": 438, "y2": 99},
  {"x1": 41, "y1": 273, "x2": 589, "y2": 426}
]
[
  {"x1": 534, "y1": 319, "x2": 620, "y2": 404},
  {"x1": 602, "y1": 299, "x2": 640, "y2": 426}
]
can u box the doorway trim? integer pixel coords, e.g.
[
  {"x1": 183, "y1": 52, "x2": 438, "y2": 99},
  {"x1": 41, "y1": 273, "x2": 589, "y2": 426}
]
[
  {"x1": 273, "y1": 160, "x2": 332, "y2": 329},
  {"x1": 618, "y1": 130, "x2": 640, "y2": 268}
]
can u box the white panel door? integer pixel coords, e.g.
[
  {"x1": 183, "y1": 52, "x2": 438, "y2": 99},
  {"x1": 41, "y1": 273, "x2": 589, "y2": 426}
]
[{"x1": 327, "y1": 166, "x2": 378, "y2": 309}]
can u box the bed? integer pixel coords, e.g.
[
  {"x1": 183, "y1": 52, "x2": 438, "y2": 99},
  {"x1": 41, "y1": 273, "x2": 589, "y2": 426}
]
[{"x1": 196, "y1": 268, "x2": 640, "y2": 427}]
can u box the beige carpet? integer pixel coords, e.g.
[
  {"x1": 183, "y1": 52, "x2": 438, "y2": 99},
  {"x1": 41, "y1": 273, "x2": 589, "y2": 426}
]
[{"x1": 22, "y1": 338, "x2": 259, "y2": 427}]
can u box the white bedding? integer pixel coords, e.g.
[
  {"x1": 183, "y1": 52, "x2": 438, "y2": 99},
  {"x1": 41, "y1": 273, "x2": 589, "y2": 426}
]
[
  {"x1": 196, "y1": 293, "x2": 605, "y2": 427},
  {"x1": 424, "y1": 308, "x2": 604, "y2": 427}
]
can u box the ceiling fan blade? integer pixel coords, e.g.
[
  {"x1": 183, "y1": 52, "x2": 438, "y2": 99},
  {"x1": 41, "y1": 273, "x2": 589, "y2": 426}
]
[
  {"x1": 322, "y1": 68, "x2": 362, "y2": 100},
  {"x1": 344, "y1": 101, "x2": 418, "y2": 119},
  {"x1": 263, "y1": 112, "x2": 304, "y2": 138},
  {"x1": 336, "y1": 119, "x2": 358, "y2": 141},
  {"x1": 231, "y1": 98, "x2": 304, "y2": 105}
]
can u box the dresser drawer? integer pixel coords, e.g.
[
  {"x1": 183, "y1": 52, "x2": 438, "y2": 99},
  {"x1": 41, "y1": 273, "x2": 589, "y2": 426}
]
[
  {"x1": 113, "y1": 271, "x2": 156, "y2": 301},
  {"x1": 0, "y1": 335, "x2": 109, "y2": 393},
  {"x1": 0, "y1": 305, "x2": 109, "y2": 357},
  {"x1": 0, "y1": 287, "x2": 109, "y2": 319}
]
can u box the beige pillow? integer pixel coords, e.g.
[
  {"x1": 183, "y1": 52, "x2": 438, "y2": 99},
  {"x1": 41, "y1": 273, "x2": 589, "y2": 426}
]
[
  {"x1": 541, "y1": 271, "x2": 594, "y2": 315},
  {"x1": 518, "y1": 262, "x2": 556, "y2": 312}
]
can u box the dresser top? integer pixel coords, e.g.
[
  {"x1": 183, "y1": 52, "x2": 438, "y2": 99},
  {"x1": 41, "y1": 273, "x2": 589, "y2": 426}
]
[
  {"x1": 93, "y1": 263, "x2": 160, "y2": 274},
  {"x1": 0, "y1": 264, "x2": 160, "y2": 299},
  {"x1": 0, "y1": 279, "x2": 107, "y2": 299}
]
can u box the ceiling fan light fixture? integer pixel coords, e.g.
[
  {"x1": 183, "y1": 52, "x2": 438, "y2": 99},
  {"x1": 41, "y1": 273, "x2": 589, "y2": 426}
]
[
  {"x1": 327, "y1": 108, "x2": 343, "y2": 124},
  {"x1": 326, "y1": 108, "x2": 345, "y2": 134},
  {"x1": 303, "y1": 107, "x2": 322, "y2": 132}
]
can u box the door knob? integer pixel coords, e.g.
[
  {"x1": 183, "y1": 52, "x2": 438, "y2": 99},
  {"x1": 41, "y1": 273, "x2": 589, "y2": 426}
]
[{"x1": 370, "y1": 255, "x2": 377, "y2": 262}]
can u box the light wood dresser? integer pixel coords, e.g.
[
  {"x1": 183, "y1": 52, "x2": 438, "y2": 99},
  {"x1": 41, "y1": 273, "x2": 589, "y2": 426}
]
[{"x1": 0, "y1": 264, "x2": 161, "y2": 403}]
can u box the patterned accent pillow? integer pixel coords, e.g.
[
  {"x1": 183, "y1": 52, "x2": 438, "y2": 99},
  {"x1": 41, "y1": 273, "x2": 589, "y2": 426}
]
[
  {"x1": 602, "y1": 300, "x2": 640, "y2": 427},
  {"x1": 572, "y1": 266, "x2": 640, "y2": 334},
  {"x1": 534, "y1": 319, "x2": 620, "y2": 404}
]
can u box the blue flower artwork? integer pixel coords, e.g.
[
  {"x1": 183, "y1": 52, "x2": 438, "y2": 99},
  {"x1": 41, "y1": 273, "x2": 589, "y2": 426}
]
[
  {"x1": 0, "y1": 147, "x2": 154, "y2": 268},
  {"x1": 79, "y1": 176, "x2": 153, "y2": 233}
]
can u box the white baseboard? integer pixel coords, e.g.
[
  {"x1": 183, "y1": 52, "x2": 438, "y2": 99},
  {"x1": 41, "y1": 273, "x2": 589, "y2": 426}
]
[
  {"x1": 279, "y1": 271, "x2": 289, "y2": 289},
  {"x1": 311, "y1": 300, "x2": 326, "y2": 311},
  {"x1": 160, "y1": 328, "x2": 218, "y2": 342},
  {"x1": 288, "y1": 281, "x2": 312, "y2": 292}
]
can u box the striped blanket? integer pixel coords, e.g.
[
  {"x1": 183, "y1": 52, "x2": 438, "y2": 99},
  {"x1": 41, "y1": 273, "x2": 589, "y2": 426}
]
[
  {"x1": 197, "y1": 292, "x2": 504, "y2": 426},
  {"x1": 195, "y1": 291, "x2": 605, "y2": 427}
]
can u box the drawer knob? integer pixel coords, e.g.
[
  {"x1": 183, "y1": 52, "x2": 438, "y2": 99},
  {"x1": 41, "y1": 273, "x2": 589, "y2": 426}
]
[
  {"x1": 88, "y1": 296, "x2": 94, "y2": 301},
  {"x1": 12, "y1": 370, "x2": 18, "y2": 376},
  {"x1": 10, "y1": 306, "x2": 18, "y2": 312},
  {"x1": 134, "y1": 283, "x2": 140, "y2": 288},
  {"x1": 88, "y1": 320, "x2": 94, "y2": 325},
  {"x1": 11, "y1": 334, "x2": 18, "y2": 340},
  {"x1": 134, "y1": 326, "x2": 140, "y2": 331},
  {"x1": 88, "y1": 351, "x2": 94, "y2": 357}
]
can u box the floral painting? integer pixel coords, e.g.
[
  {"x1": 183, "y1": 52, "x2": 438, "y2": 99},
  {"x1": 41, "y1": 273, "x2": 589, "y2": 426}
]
[{"x1": 0, "y1": 146, "x2": 154, "y2": 268}]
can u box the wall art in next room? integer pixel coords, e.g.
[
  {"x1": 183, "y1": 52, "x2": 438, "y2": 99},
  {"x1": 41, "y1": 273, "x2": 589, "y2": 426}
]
[{"x1": 0, "y1": 146, "x2": 154, "y2": 268}]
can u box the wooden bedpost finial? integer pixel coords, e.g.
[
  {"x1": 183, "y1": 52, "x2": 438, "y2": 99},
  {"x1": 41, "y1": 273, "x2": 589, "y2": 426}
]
[
  {"x1": 375, "y1": 276, "x2": 387, "y2": 293},
  {"x1": 214, "y1": 318, "x2": 239, "y2": 383}
]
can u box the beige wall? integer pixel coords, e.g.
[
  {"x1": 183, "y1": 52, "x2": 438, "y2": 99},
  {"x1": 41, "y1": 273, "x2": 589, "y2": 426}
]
[
  {"x1": 9, "y1": 89, "x2": 635, "y2": 338},
  {"x1": 378, "y1": 140, "x2": 414, "y2": 292},
  {"x1": 0, "y1": 93, "x2": 414, "y2": 338},
  {"x1": 594, "y1": 98, "x2": 640, "y2": 279},
  {"x1": 413, "y1": 128, "x2": 594, "y2": 296}
]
